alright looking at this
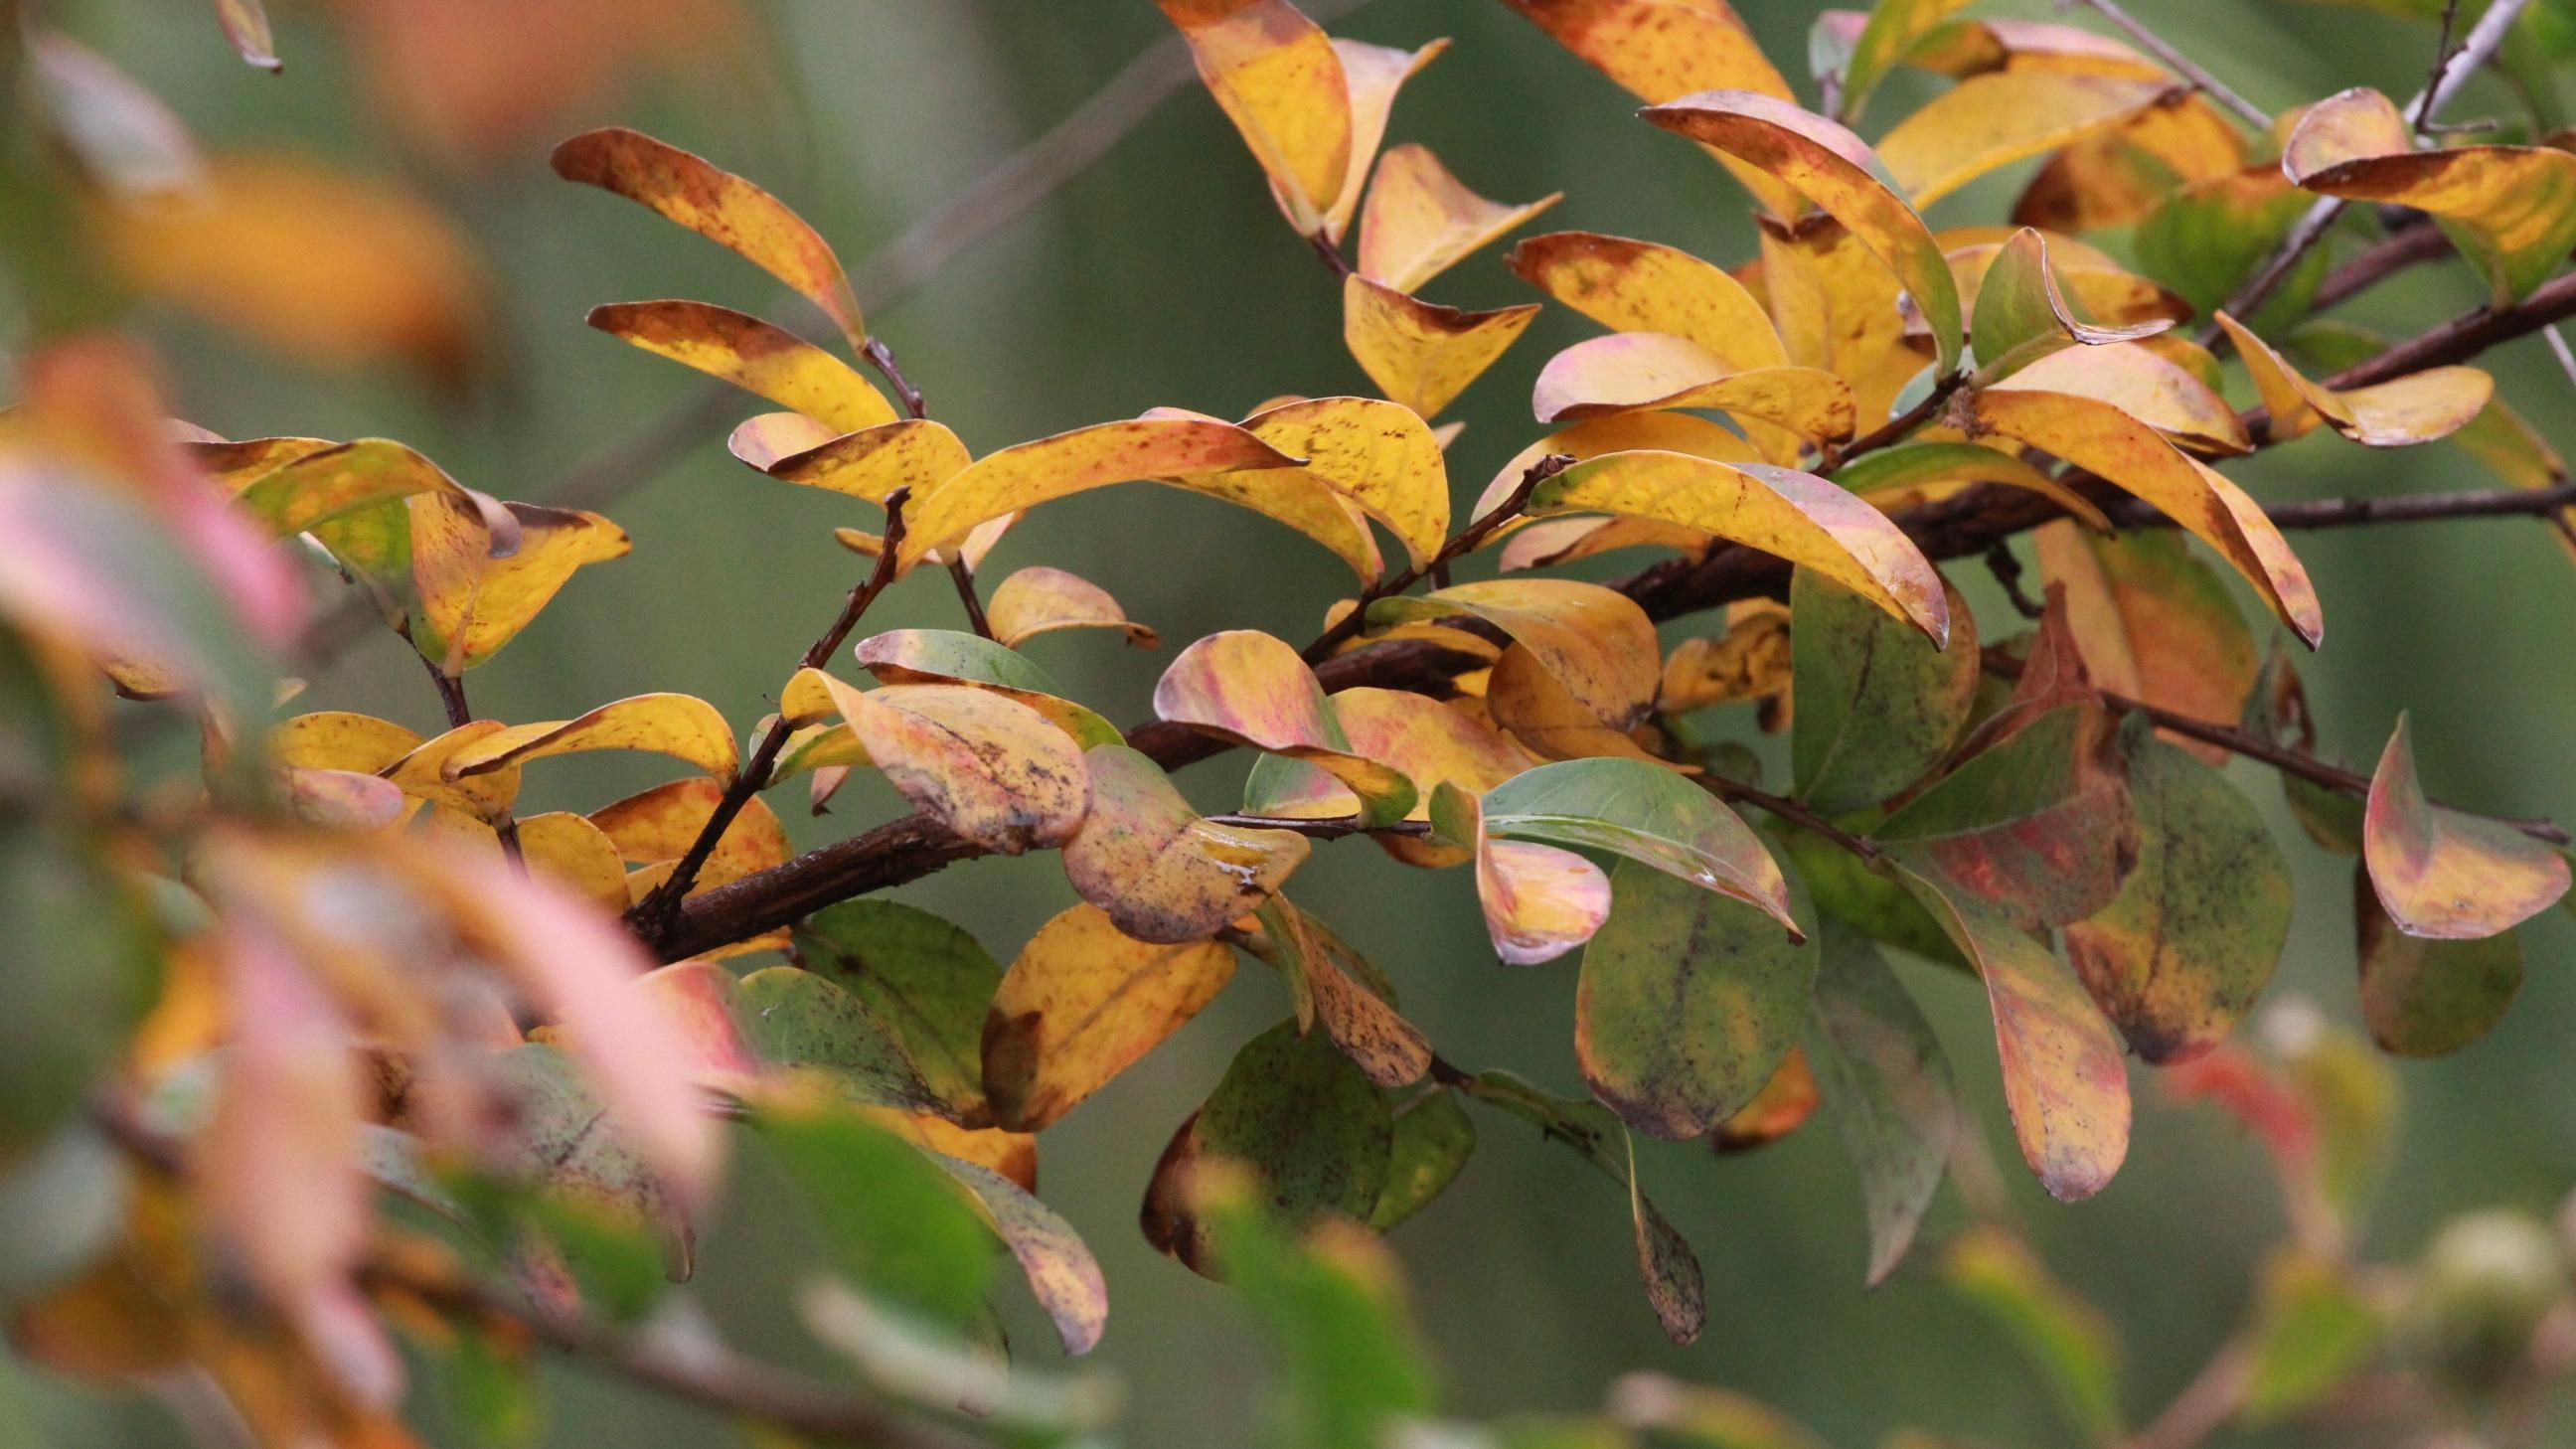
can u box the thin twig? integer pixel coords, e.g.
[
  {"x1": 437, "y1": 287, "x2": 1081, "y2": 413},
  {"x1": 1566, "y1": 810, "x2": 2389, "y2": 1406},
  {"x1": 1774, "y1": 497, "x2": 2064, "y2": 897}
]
[
  {"x1": 631, "y1": 489, "x2": 913, "y2": 933},
  {"x1": 1982, "y1": 647, "x2": 2572, "y2": 846},
  {"x1": 943, "y1": 557, "x2": 995, "y2": 639},
  {"x1": 1203, "y1": 812, "x2": 1433, "y2": 840},
  {"x1": 2206, "y1": 0, "x2": 2533, "y2": 337},
  {"x1": 415, "y1": 650, "x2": 524, "y2": 867},
  {"x1": 862, "y1": 337, "x2": 927, "y2": 419},
  {"x1": 1702, "y1": 775, "x2": 1885, "y2": 869},
  {"x1": 1300, "y1": 453, "x2": 1575, "y2": 663},
  {"x1": 2411, "y1": 0, "x2": 2469, "y2": 134},
  {"x1": 2067, "y1": 0, "x2": 2270, "y2": 129},
  {"x1": 1984, "y1": 542, "x2": 2045, "y2": 619},
  {"x1": 1306, "y1": 229, "x2": 1356, "y2": 278},
  {"x1": 1825, "y1": 369, "x2": 1965, "y2": 473}
]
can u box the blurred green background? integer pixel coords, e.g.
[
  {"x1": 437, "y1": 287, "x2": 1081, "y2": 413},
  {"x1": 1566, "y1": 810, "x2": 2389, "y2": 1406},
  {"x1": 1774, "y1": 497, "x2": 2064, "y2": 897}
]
[{"x1": 10, "y1": 0, "x2": 2576, "y2": 1444}]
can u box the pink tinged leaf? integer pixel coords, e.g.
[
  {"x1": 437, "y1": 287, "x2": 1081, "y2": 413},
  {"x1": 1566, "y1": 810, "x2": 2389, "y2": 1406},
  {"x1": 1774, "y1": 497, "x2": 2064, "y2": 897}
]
[
  {"x1": 2362, "y1": 715, "x2": 2570, "y2": 940},
  {"x1": 933, "y1": 1155, "x2": 1110, "y2": 1357},
  {"x1": 1478, "y1": 838, "x2": 1613, "y2": 964},
  {"x1": 633, "y1": 960, "x2": 762, "y2": 1091}
]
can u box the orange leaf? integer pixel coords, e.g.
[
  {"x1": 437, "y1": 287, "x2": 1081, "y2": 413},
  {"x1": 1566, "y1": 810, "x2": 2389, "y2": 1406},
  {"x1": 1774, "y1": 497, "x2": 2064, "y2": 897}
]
[
  {"x1": 1063, "y1": 744, "x2": 1310, "y2": 943},
  {"x1": 1158, "y1": 0, "x2": 1354, "y2": 234},
  {"x1": 1531, "y1": 333, "x2": 1854, "y2": 450},
  {"x1": 1367, "y1": 578, "x2": 1665, "y2": 729},
  {"x1": 987, "y1": 566, "x2": 1159, "y2": 649},
  {"x1": 1507, "y1": 231, "x2": 1789, "y2": 371},
  {"x1": 2362, "y1": 715, "x2": 2570, "y2": 940},
  {"x1": 982, "y1": 903, "x2": 1237, "y2": 1131},
  {"x1": 586, "y1": 300, "x2": 896, "y2": 432},
  {"x1": 1154, "y1": 630, "x2": 1417, "y2": 824},
  {"x1": 1994, "y1": 341, "x2": 2252, "y2": 456},
  {"x1": 813, "y1": 675, "x2": 1091, "y2": 855},
  {"x1": 1875, "y1": 72, "x2": 2177, "y2": 210}
]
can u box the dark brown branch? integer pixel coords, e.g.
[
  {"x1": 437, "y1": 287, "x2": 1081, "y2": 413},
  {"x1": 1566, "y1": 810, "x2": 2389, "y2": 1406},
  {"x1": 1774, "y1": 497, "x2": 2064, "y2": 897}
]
[
  {"x1": 1203, "y1": 812, "x2": 1434, "y2": 840},
  {"x1": 2310, "y1": 219, "x2": 2452, "y2": 313},
  {"x1": 1826, "y1": 368, "x2": 1965, "y2": 472},
  {"x1": 1703, "y1": 776, "x2": 1885, "y2": 869},
  {"x1": 862, "y1": 337, "x2": 927, "y2": 419},
  {"x1": 1306, "y1": 229, "x2": 1356, "y2": 278},
  {"x1": 631, "y1": 489, "x2": 912, "y2": 932},
  {"x1": 943, "y1": 557, "x2": 995, "y2": 639},
  {"x1": 1301, "y1": 453, "x2": 1574, "y2": 664},
  {"x1": 2068, "y1": 0, "x2": 2270, "y2": 129}
]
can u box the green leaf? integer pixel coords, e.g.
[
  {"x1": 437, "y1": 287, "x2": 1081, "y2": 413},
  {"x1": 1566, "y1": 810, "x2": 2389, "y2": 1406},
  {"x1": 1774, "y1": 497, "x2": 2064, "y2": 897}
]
[
  {"x1": 1806, "y1": 923, "x2": 1959, "y2": 1287},
  {"x1": 2354, "y1": 864, "x2": 2524, "y2": 1056},
  {"x1": 2064, "y1": 741, "x2": 2292, "y2": 1064},
  {"x1": 1459, "y1": 1070, "x2": 1704, "y2": 1345},
  {"x1": 731, "y1": 966, "x2": 948, "y2": 1115},
  {"x1": 1791, "y1": 567, "x2": 1979, "y2": 814},
  {"x1": 2240, "y1": 1249, "x2": 2382, "y2": 1422},
  {"x1": 1878, "y1": 706, "x2": 2139, "y2": 931},
  {"x1": 1368, "y1": 1088, "x2": 1476, "y2": 1231},
  {"x1": 1769, "y1": 817, "x2": 1967, "y2": 971},
  {"x1": 2135, "y1": 169, "x2": 2326, "y2": 330},
  {"x1": 757, "y1": 1104, "x2": 998, "y2": 1335},
  {"x1": 0, "y1": 821, "x2": 161, "y2": 1156},
  {"x1": 1942, "y1": 1227, "x2": 2123, "y2": 1444},
  {"x1": 793, "y1": 900, "x2": 1002, "y2": 1117},
  {"x1": 477, "y1": 1044, "x2": 688, "y2": 1312},
  {"x1": 1577, "y1": 859, "x2": 1819, "y2": 1140},
  {"x1": 1480, "y1": 758, "x2": 1796, "y2": 935}
]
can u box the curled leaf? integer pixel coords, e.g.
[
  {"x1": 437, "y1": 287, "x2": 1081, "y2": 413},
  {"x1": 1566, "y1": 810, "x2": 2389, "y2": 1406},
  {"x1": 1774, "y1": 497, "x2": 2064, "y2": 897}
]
[
  {"x1": 1153, "y1": 630, "x2": 1416, "y2": 826},
  {"x1": 444, "y1": 693, "x2": 738, "y2": 783},
  {"x1": 1357, "y1": 143, "x2": 1560, "y2": 293},
  {"x1": 1875, "y1": 72, "x2": 2176, "y2": 209},
  {"x1": 2215, "y1": 311, "x2": 2490, "y2": 448},
  {"x1": 1531, "y1": 333, "x2": 1856, "y2": 445},
  {"x1": 1342, "y1": 275, "x2": 1539, "y2": 418},
  {"x1": 987, "y1": 566, "x2": 1158, "y2": 649},
  {"x1": 2362, "y1": 715, "x2": 2569, "y2": 940}
]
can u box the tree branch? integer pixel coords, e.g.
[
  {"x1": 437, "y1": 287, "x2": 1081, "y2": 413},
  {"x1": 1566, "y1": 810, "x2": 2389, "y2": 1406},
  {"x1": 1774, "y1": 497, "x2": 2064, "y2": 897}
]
[
  {"x1": 2067, "y1": 0, "x2": 2270, "y2": 129},
  {"x1": 1301, "y1": 452, "x2": 1573, "y2": 663}
]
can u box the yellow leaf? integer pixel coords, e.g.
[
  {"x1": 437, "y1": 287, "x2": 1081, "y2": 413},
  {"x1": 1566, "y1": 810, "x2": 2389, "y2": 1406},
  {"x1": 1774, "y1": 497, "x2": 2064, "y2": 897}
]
[
  {"x1": 1531, "y1": 332, "x2": 1855, "y2": 450},
  {"x1": 1063, "y1": 744, "x2": 1310, "y2": 943},
  {"x1": 1995, "y1": 341, "x2": 2252, "y2": 456},
  {"x1": 1487, "y1": 641, "x2": 1675, "y2": 764},
  {"x1": 101, "y1": 155, "x2": 484, "y2": 379},
  {"x1": 1342, "y1": 274, "x2": 1539, "y2": 418},
  {"x1": 514, "y1": 812, "x2": 633, "y2": 913},
  {"x1": 2364, "y1": 715, "x2": 2570, "y2": 940},
  {"x1": 592, "y1": 777, "x2": 787, "y2": 897},
  {"x1": 1507, "y1": 231, "x2": 1789, "y2": 371},
  {"x1": 381, "y1": 722, "x2": 520, "y2": 822},
  {"x1": 1973, "y1": 388, "x2": 2322, "y2": 646},
  {"x1": 1355, "y1": 143, "x2": 1560, "y2": 293},
  {"x1": 2215, "y1": 312, "x2": 2491, "y2": 448},
  {"x1": 1243, "y1": 686, "x2": 1539, "y2": 866},
  {"x1": 737, "y1": 416, "x2": 972, "y2": 505},
  {"x1": 552, "y1": 126, "x2": 867, "y2": 347},
  {"x1": 1482, "y1": 837, "x2": 1615, "y2": 963},
  {"x1": 982, "y1": 902, "x2": 1237, "y2": 1131},
  {"x1": 1758, "y1": 212, "x2": 1935, "y2": 427},
  {"x1": 2284, "y1": 86, "x2": 2576, "y2": 305},
  {"x1": 1372, "y1": 576, "x2": 1667, "y2": 726},
  {"x1": 1241, "y1": 395, "x2": 1450, "y2": 566},
  {"x1": 896, "y1": 414, "x2": 1302, "y2": 571},
  {"x1": 812, "y1": 675, "x2": 1091, "y2": 855},
  {"x1": 1318, "y1": 38, "x2": 1452, "y2": 242},
  {"x1": 1498, "y1": 513, "x2": 1713, "y2": 571},
  {"x1": 270, "y1": 711, "x2": 422, "y2": 775},
  {"x1": 2014, "y1": 93, "x2": 2250, "y2": 233},
  {"x1": 1495, "y1": 0, "x2": 1806, "y2": 217},
  {"x1": 442, "y1": 692, "x2": 740, "y2": 783},
  {"x1": 1644, "y1": 90, "x2": 1962, "y2": 373},
  {"x1": 1904, "y1": 16, "x2": 2171, "y2": 80},
  {"x1": 410, "y1": 499, "x2": 630, "y2": 672},
  {"x1": 586, "y1": 300, "x2": 896, "y2": 433},
  {"x1": 987, "y1": 566, "x2": 1159, "y2": 649},
  {"x1": 1158, "y1": 0, "x2": 1354, "y2": 234},
  {"x1": 1531, "y1": 451, "x2": 1950, "y2": 642},
  {"x1": 233, "y1": 436, "x2": 517, "y2": 546},
  {"x1": 1831, "y1": 439, "x2": 2114, "y2": 532},
  {"x1": 1153, "y1": 629, "x2": 1417, "y2": 824},
  {"x1": 1876, "y1": 72, "x2": 2177, "y2": 210},
  {"x1": 846, "y1": 632, "x2": 1123, "y2": 749}
]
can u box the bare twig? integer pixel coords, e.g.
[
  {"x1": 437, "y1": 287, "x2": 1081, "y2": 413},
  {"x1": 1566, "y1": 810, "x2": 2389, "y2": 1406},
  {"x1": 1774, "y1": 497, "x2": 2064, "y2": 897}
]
[
  {"x1": 2206, "y1": 0, "x2": 2533, "y2": 336},
  {"x1": 943, "y1": 557, "x2": 995, "y2": 638},
  {"x1": 2411, "y1": 0, "x2": 2469, "y2": 134},
  {"x1": 631, "y1": 488, "x2": 913, "y2": 932},
  {"x1": 2067, "y1": 0, "x2": 2270, "y2": 129},
  {"x1": 1300, "y1": 452, "x2": 1575, "y2": 663},
  {"x1": 1826, "y1": 369, "x2": 1965, "y2": 472},
  {"x1": 862, "y1": 336, "x2": 927, "y2": 419},
  {"x1": 1702, "y1": 775, "x2": 1886, "y2": 869}
]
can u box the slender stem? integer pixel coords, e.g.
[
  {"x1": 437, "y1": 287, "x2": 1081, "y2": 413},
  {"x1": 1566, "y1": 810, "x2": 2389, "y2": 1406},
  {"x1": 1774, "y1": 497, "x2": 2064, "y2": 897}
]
[
  {"x1": 1306, "y1": 229, "x2": 1356, "y2": 279},
  {"x1": 1203, "y1": 812, "x2": 1433, "y2": 840},
  {"x1": 862, "y1": 336, "x2": 927, "y2": 419},
  {"x1": 415, "y1": 651, "x2": 524, "y2": 867},
  {"x1": 1301, "y1": 453, "x2": 1574, "y2": 664},
  {"x1": 2207, "y1": 0, "x2": 2531, "y2": 335},
  {"x1": 2411, "y1": 0, "x2": 2471, "y2": 135},
  {"x1": 631, "y1": 489, "x2": 914, "y2": 934},
  {"x1": 2067, "y1": 0, "x2": 2270, "y2": 129},
  {"x1": 1824, "y1": 369, "x2": 1964, "y2": 473},
  {"x1": 943, "y1": 556, "x2": 995, "y2": 639},
  {"x1": 1982, "y1": 647, "x2": 2572, "y2": 846},
  {"x1": 1702, "y1": 775, "x2": 1886, "y2": 869}
]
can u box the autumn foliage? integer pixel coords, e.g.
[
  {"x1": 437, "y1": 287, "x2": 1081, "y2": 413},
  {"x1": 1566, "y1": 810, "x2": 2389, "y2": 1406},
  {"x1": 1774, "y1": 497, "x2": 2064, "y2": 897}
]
[{"x1": 11, "y1": 1, "x2": 2576, "y2": 1446}]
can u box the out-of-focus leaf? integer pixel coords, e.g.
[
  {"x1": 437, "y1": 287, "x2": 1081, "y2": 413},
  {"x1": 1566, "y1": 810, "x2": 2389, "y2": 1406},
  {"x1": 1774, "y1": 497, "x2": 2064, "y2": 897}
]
[
  {"x1": 2355, "y1": 863, "x2": 2523, "y2": 1056},
  {"x1": 731, "y1": 967, "x2": 949, "y2": 1115},
  {"x1": 1792, "y1": 569, "x2": 1978, "y2": 814},
  {"x1": 1241, "y1": 396, "x2": 1451, "y2": 568},
  {"x1": 1900, "y1": 15, "x2": 2169, "y2": 80},
  {"x1": 2066, "y1": 740, "x2": 2290, "y2": 1064},
  {"x1": 933, "y1": 1155, "x2": 1108, "y2": 1357},
  {"x1": 478, "y1": 1041, "x2": 689, "y2": 1311},
  {"x1": 1154, "y1": 630, "x2": 1417, "y2": 826},
  {"x1": 1342, "y1": 275, "x2": 1540, "y2": 418},
  {"x1": 1833, "y1": 439, "x2": 2112, "y2": 530},
  {"x1": 1968, "y1": 228, "x2": 2170, "y2": 381},
  {"x1": 2284, "y1": 86, "x2": 2576, "y2": 305},
  {"x1": 2135, "y1": 166, "x2": 2326, "y2": 326},
  {"x1": 443, "y1": 693, "x2": 737, "y2": 783},
  {"x1": 585, "y1": 300, "x2": 895, "y2": 432},
  {"x1": 0, "y1": 824, "x2": 162, "y2": 1155},
  {"x1": 1192, "y1": 1163, "x2": 1436, "y2": 1447},
  {"x1": 1368, "y1": 1088, "x2": 1475, "y2": 1230},
  {"x1": 552, "y1": 127, "x2": 866, "y2": 346},
  {"x1": 1157, "y1": 0, "x2": 1354, "y2": 235},
  {"x1": 210, "y1": 0, "x2": 280, "y2": 69},
  {"x1": 1065, "y1": 744, "x2": 1309, "y2": 943},
  {"x1": 1495, "y1": 0, "x2": 1807, "y2": 217},
  {"x1": 1806, "y1": 923, "x2": 1958, "y2": 1285},
  {"x1": 1508, "y1": 232, "x2": 1789, "y2": 371},
  {"x1": 896, "y1": 414, "x2": 1303, "y2": 571},
  {"x1": 1358, "y1": 143, "x2": 1560, "y2": 293},
  {"x1": 1972, "y1": 388, "x2": 2323, "y2": 645},
  {"x1": 1876, "y1": 72, "x2": 2176, "y2": 209},
  {"x1": 2363, "y1": 714, "x2": 2569, "y2": 939},
  {"x1": 1708, "y1": 1046, "x2": 1821, "y2": 1153},
  {"x1": 2036, "y1": 522, "x2": 2256, "y2": 762},
  {"x1": 756, "y1": 1104, "x2": 997, "y2": 1333},
  {"x1": 1578, "y1": 859, "x2": 1818, "y2": 1140},
  {"x1": 2216, "y1": 311, "x2": 2489, "y2": 447},
  {"x1": 1820, "y1": 0, "x2": 1977, "y2": 121},
  {"x1": 795, "y1": 899, "x2": 1001, "y2": 1118},
  {"x1": 1942, "y1": 1227, "x2": 2123, "y2": 1443},
  {"x1": 2013, "y1": 92, "x2": 2250, "y2": 234},
  {"x1": 1460, "y1": 1069, "x2": 1704, "y2": 1344},
  {"x1": 102, "y1": 156, "x2": 484, "y2": 378},
  {"x1": 1645, "y1": 90, "x2": 1962, "y2": 374},
  {"x1": 1141, "y1": 1021, "x2": 1392, "y2": 1273},
  {"x1": 1477, "y1": 757, "x2": 1797, "y2": 934},
  {"x1": 1609, "y1": 1371, "x2": 1833, "y2": 1447},
  {"x1": 983, "y1": 903, "x2": 1236, "y2": 1131},
  {"x1": 32, "y1": 34, "x2": 208, "y2": 198},
  {"x1": 2240, "y1": 1249, "x2": 2383, "y2": 1422},
  {"x1": 1534, "y1": 452, "x2": 1950, "y2": 643},
  {"x1": 987, "y1": 566, "x2": 1158, "y2": 649}
]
